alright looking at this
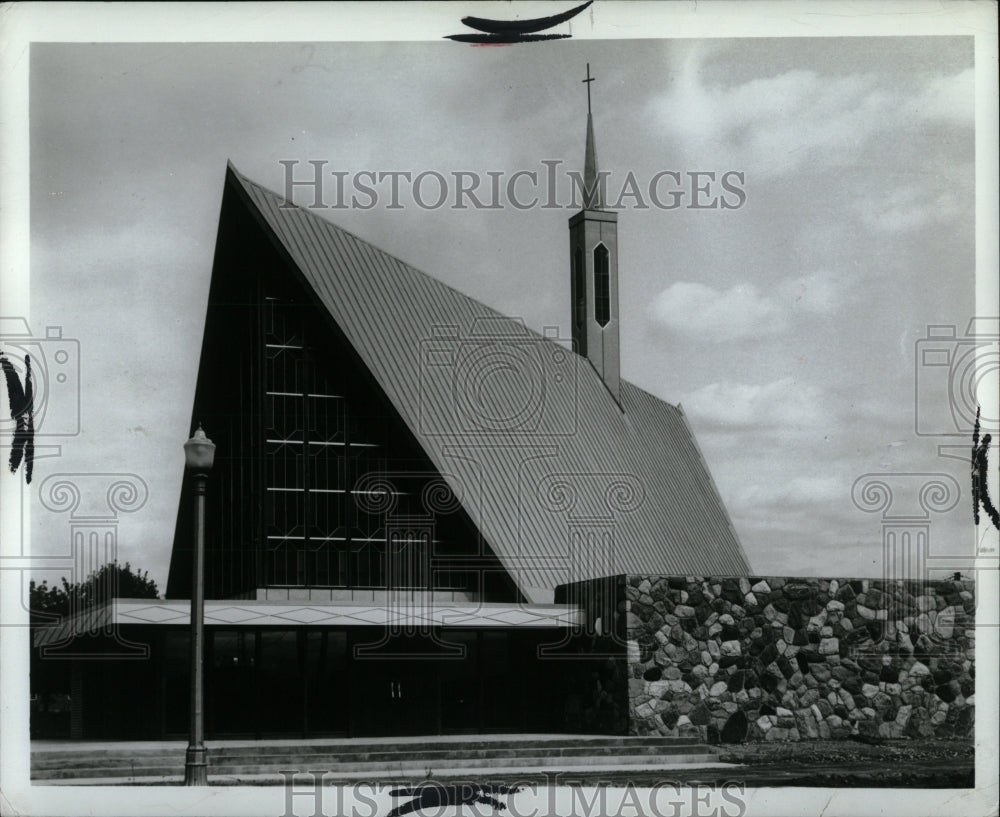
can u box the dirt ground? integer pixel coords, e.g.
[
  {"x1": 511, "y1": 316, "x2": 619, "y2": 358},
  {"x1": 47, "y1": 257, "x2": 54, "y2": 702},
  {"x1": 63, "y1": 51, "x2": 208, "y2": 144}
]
[{"x1": 713, "y1": 738, "x2": 975, "y2": 788}]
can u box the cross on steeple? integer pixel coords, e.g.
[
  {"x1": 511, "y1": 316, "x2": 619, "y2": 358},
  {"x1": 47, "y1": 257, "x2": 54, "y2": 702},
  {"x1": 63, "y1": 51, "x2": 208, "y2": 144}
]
[{"x1": 582, "y1": 63, "x2": 595, "y2": 114}]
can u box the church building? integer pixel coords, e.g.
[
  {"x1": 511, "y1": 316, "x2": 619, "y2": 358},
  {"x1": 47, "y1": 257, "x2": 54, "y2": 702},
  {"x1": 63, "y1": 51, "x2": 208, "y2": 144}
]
[{"x1": 33, "y1": 97, "x2": 750, "y2": 741}]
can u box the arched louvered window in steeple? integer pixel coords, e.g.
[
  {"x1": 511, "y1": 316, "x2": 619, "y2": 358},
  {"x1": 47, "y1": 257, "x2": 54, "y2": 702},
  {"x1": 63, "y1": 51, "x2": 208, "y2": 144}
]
[{"x1": 593, "y1": 244, "x2": 610, "y2": 327}]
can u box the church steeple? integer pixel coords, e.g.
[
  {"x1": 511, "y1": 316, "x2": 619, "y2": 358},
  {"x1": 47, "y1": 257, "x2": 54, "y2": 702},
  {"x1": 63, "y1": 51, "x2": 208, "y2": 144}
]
[
  {"x1": 569, "y1": 63, "x2": 620, "y2": 403},
  {"x1": 582, "y1": 64, "x2": 601, "y2": 209}
]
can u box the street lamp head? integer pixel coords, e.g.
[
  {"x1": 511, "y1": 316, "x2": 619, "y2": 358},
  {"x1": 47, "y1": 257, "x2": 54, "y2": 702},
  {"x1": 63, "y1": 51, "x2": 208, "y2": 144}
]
[{"x1": 184, "y1": 424, "x2": 216, "y2": 472}]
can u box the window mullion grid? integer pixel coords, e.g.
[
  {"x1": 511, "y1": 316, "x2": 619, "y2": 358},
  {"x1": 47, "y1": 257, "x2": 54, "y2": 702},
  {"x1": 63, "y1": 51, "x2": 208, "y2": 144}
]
[{"x1": 300, "y1": 340, "x2": 311, "y2": 587}]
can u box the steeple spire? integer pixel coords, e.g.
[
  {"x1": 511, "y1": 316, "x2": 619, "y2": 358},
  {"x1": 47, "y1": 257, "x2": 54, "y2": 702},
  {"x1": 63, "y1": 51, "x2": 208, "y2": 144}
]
[
  {"x1": 582, "y1": 63, "x2": 601, "y2": 209},
  {"x1": 569, "y1": 62, "x2": 620, "y2": 404}
]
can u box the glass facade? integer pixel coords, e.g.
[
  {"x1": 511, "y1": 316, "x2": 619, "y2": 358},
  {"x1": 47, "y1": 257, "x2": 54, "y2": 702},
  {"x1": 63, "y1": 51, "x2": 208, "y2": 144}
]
[
  {"x1": 168, "y1": 193, "x2": 517, "y2": 604},
  {"x1": 259, "y1": 296, "x2": 481, "y2": 594},
  {"x1": 39, "y1": 626, "x2": 580, "y2": 740}
]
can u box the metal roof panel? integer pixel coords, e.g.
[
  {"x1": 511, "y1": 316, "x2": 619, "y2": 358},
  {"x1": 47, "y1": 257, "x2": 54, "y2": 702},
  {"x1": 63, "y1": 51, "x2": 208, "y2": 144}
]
[{"x1": 228, "y1": 164, "x2": 751, "y2": 598}]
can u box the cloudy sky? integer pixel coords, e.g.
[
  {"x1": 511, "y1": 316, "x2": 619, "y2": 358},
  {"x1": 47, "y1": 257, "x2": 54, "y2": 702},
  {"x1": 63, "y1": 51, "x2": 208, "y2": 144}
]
[{"x1": 24, "y1": 30, "x2": 988, "y2": 593}]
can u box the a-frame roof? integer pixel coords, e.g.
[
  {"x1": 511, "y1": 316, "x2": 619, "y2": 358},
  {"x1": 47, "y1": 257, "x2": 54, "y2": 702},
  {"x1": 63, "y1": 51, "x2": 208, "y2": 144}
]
[{"x1": 224, "y1": 163, "x2": 750, "y2": 600}]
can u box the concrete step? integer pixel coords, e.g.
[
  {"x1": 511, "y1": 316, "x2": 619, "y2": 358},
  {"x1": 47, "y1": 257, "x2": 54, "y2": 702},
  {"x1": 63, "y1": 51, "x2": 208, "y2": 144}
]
[
  {"x1": 32, "y1": 734, "x2": 706, "y2": 761},
  {"x1": 32, "y1": 736, "x2": 723, "y2": 781},
  {"x1": 33, "y1": 744, "x2": 716, "y2": 770},
  {"x1": 32, "y1": 754, "x2": 724, "y2": 780}
]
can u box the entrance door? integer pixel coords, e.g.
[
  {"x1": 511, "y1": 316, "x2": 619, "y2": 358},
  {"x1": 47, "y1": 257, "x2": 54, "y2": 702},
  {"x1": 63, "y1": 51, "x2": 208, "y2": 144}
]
[
  {"x1": 439, "y1": 631, "x2": 478, "y2": 733},
  {"x1": 351, "y1": 654, "x2": 438, "y2": 736},
  {"x1": 209, "y1": 630, "x2": 257, "y2": 737},
  {"x1": 304, "y1": 630, "x2": 348, "y2": 736}
]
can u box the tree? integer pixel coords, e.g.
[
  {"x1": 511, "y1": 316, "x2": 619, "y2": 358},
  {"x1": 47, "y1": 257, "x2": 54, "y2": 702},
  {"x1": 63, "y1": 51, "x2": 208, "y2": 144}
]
[{"x1": 29, "y1": 560, "x2": 159, "y2": 623}]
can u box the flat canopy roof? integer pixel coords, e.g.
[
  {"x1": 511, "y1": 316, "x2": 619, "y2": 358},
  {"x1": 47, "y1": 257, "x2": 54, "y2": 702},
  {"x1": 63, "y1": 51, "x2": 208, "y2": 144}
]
[{"x1": 33, "y1": 599, "x2": 583, "y2": 647}]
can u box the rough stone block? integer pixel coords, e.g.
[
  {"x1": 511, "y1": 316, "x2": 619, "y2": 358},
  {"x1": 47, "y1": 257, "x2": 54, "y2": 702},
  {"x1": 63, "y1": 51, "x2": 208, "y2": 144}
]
[
  {"x1": 807, "y1": 611, "x2": 828, "y2": 631},
  {"x1": 627, "y1": 640, "x2": 641, "y2": 662},
  {"x1": 720, "y1": 640, "x2": 741, "y2": 656},
  {"x1": 810, "y1": 663, "x2": 831, "y2": 682},
  {"x1": 689, "y1": 703, "x2": 712, "y2": 725},
  {"x1": 934, "y1": 607, "x2": 957, "y2": 640},
  {"x1": 841, "y1": 676, "x2": 862, "y2": 695},
  {"x1": 648, "y1": 680, "x2": 670, "y2": 698}
]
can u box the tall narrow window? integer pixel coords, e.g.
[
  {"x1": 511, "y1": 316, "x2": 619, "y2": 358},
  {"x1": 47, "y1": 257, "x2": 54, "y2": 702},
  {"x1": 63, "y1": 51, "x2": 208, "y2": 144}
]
[
  {"x1": 574, "y1": 247, "x2": 585, "y2": 329},
  {"x1": 593, "y1": 244, "x2": 610, "y2": 327}
]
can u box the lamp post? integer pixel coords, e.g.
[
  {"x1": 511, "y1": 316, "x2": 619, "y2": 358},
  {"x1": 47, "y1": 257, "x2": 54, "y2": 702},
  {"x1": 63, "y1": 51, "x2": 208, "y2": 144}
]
[{"x1": 183, "y1": 424, "x2": 215, "y2": 786}]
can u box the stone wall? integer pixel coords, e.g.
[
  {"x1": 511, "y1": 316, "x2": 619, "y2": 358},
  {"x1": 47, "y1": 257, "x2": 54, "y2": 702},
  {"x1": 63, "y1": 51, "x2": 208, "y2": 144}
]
[{"x1": 623, "y1": 575, "x2": 975, "y2": 743}]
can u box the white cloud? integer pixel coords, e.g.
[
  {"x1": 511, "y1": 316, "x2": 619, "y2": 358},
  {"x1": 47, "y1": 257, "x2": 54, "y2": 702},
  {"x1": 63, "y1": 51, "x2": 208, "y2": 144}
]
[
  {"x1": 730, "y1": 475, "x2": 845, "y2": 514},
  {"x1": 917, "y1": 68, "x2": 975, "y2": 124},
  {"x1": 857, "y1": 186, "x2": 965, "y2": 234},
  {"x1": 650, "y1": 281, "x2": 784, "y2": 340},
  {"x1": 679, "y1": 377, "x2": 829, "y2": 432},
  {"x1": 651, "y1": 270, "x2": 843, "y2": 340},
  {"x1": 650, "y1": 45, "x2": 973, "y2": 179}
]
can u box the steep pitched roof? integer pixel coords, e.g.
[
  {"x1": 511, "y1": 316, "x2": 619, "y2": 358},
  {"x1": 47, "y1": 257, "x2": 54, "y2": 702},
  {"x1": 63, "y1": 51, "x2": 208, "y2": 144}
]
[{"x1": 226, "y1": 164, "x2": 750, "y2": 599}]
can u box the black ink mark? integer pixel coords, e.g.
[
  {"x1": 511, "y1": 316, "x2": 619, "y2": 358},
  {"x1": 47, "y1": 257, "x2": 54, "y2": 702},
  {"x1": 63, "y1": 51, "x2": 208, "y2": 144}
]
[
  {"x1": 0, "y1": 351, "x2": 34, "y2": 483},
  {"x1": 445, "y1": 32, "x2": 571, "y2": 44},
  {"x1": 972, "y1": 406, "x2": 999, "y2": 530},
  {"x1": 446, "y1": 0, "x2": 592, "y2": 45},
  {"x1": 387, "y1": 784, "x2": 521, "y2": 817}
]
